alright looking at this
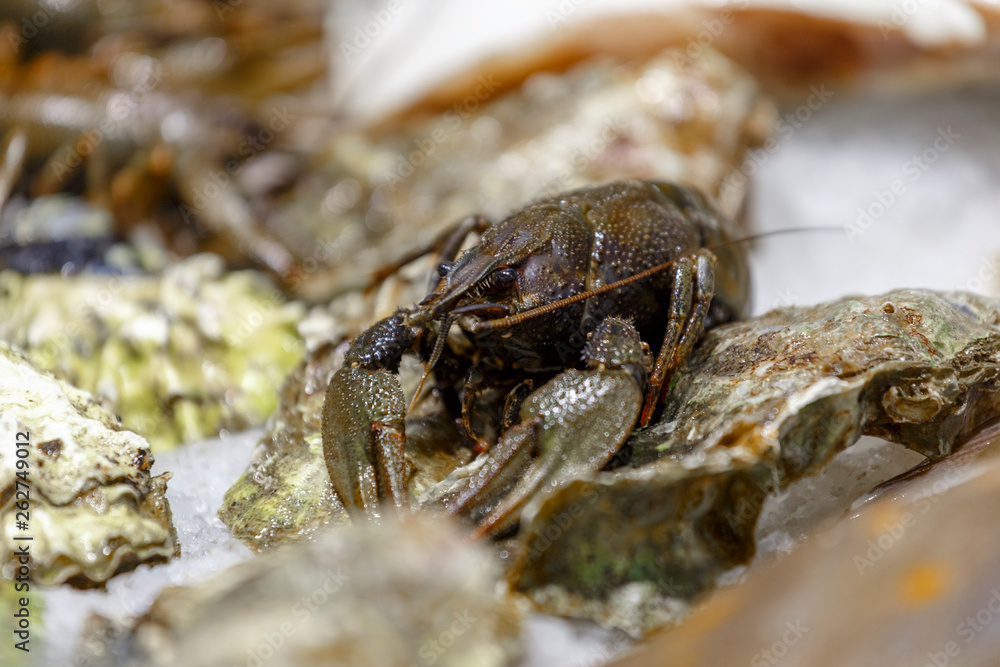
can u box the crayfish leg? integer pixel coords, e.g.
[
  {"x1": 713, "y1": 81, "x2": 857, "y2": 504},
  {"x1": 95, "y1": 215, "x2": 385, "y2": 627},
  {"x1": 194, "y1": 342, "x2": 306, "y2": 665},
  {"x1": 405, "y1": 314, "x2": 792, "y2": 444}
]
[
  {"x1": 641, "y1": 249, "x2": 717, "y2": 426},
  {"x1": 366, "y1": 214, "x2": 490, "y2": 295},
  {"x1": 461, "y1": 365, "x2": 526, "y2": 454},
  {"x1": 322, "y1": 365, "x2": 410, "y2": 520}
]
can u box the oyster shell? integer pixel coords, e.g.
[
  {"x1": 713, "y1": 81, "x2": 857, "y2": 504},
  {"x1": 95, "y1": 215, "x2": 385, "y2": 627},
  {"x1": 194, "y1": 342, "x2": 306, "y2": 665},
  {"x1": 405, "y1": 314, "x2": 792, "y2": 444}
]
[
  {"x1": 0, "y1": 342, "x2": 176, "y2": 588},
  {"x1": 0, "y1": 254, "x2": 304, "y2": 450},
  {"x1": 218, "y1": 341, "x2": 349, "y2": 551},
  {"x1": 612, "y1": 422, "x2": 1000, "y2": 667},
  {"x1": 509, "y1": 290, "x2": 1000, "y2": 634},
  {"x1": 78, "y1": 513, "x2": 523, "y2": 667}
]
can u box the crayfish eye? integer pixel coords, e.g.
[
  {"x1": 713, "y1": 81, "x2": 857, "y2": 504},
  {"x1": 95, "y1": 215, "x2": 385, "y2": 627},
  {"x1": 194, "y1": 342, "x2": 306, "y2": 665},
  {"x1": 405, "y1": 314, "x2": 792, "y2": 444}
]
[
  {"x1": 437, "y1": 261, "x2": 455, "y2": 277},
  {"x1": 494, "y1": 267, "x2": 518, "y2": 285}
]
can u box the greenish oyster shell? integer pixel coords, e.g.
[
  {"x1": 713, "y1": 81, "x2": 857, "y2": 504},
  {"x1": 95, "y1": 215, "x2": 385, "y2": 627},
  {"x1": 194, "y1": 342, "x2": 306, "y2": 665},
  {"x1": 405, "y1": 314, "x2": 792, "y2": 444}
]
[
  {"x1": 0, "y1": 342, "x2": 177, "y2": 587},
  {"x1": 0, "y1": 254, "x2": 305, "y2": 450},
  {"x1": 509, "y1": 290, "x2": 1000, "y2": 635},
  {"x1": 218, "y1": 341, "x2": 348, "y2": 551},
  {"x1": 79, "y1": 513, "x2": 523, "y2": 667}
]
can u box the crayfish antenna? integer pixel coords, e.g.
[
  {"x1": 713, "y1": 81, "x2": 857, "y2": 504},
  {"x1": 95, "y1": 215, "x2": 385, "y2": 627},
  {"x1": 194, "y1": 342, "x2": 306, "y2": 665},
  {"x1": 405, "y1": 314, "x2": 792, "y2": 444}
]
[
  {"x1": 469, "y1": 226, "x2": 845, "y2": 332},
  {"x1": 408, "y1": 314, "x2": 454, "y2": 413}
]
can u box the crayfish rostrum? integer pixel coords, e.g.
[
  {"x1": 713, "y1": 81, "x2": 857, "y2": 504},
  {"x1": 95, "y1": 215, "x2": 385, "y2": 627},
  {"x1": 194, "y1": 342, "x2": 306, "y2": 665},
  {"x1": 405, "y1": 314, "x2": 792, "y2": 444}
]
[{"x1": 321, "y1": 179, "x2": 750, "y2": 535}]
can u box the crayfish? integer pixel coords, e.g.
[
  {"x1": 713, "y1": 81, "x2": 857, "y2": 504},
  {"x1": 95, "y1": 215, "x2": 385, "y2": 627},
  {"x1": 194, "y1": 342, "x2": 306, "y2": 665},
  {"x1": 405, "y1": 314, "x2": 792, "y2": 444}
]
[{"x1": 321, "y1": 179, "x2": 749, "y2": 535}]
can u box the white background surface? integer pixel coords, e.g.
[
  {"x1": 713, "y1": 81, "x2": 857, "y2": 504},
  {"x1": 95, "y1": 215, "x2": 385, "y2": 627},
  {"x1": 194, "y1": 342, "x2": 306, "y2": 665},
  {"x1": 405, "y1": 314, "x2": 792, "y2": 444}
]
[
  {"x1": 748, "y1": 88, "x2": 1000, "y2": 314},
  {"x1": 330, "y1": 0, "x2": 995, "y2": 118}
]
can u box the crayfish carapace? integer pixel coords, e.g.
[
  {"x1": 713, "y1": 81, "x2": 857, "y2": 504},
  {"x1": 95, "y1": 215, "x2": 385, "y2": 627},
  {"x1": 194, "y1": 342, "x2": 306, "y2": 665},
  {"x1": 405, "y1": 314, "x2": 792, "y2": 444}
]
[{"x1": 322, "y1": 179, "x2": 750, "y2": 535}]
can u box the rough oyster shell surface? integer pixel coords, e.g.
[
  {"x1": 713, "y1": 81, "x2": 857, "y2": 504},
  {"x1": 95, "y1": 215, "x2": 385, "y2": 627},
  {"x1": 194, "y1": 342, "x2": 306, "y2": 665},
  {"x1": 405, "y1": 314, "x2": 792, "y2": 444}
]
[
  {"x1": 0, "y1": 254, "x2": 304, "y2": 450},
  {"x1": 0, "y1": 342, "x2": 177, "y2": 588},
  {"x1": 612, "y1": 423, "x2": 1000, "y2": 666},
  {"x1": 510, "y1": 290, "x2": 1000, "y2": 634}
]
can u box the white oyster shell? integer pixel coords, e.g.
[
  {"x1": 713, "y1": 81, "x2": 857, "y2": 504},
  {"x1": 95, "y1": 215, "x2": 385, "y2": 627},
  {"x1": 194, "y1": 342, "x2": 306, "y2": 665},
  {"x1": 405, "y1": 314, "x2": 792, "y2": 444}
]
[{"x1": 0, "y1": 343, "x2": 176, "y2": 587}]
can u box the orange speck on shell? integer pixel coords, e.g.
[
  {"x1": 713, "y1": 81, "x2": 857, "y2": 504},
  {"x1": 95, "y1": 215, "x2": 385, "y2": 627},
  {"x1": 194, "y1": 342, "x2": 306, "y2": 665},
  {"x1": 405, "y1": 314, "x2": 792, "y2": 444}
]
[{"x1": 899, "y1": 561, "x2": 953, "y2": 607}]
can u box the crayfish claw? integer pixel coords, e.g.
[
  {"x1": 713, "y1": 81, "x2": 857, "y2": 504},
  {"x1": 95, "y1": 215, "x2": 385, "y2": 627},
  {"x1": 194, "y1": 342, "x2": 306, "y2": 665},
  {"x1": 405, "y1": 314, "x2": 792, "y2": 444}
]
[
  {"x1": 444, "y1": 418, "x2": 539, "y2": 522},
  {"x1": 322, "y1": 365, "x2": 411, "y2": 520},
  {"x1": 449, "y1": 318, "x2": 648, "y2": 537}
]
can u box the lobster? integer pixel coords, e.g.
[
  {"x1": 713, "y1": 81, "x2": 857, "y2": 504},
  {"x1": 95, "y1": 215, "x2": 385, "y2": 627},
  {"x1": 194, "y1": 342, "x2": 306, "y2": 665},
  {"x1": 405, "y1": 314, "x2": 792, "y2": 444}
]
[{"x1": 321, "y1": 179, "x2": 750, "y2": 534}]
